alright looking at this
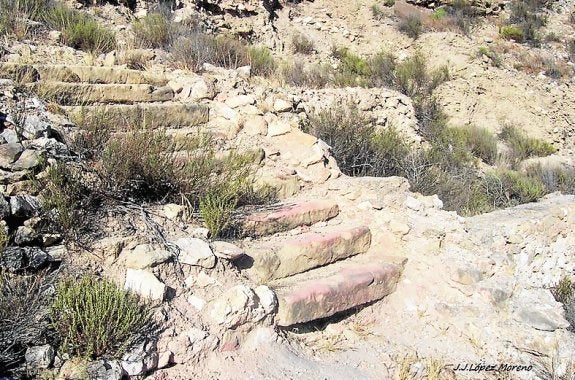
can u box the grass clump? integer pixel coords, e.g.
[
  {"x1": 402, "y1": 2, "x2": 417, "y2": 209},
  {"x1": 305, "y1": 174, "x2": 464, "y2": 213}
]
[
  {"x1": 39, "y1": 162, "x2": 87, "y2": 234},
  {"x1": 44, "y1": 3, "x2": 116, "y2": 54},
  {"x1": 552, "y1": 276, "x2": 574, "y2": 305},
  {"x1": 101, "y1": 128, "x2": 177, "y2": 200},
  {"x1": 170, "y1": 33, "x2": 249, "y2": 71},
  {"x1": 248, "y1": 46, "x2": 276, "y2": 76},
  {"x1": 292, "y1": 32, "x2": 315, "y2": 54},
  {"x1": 499, "y1": 125, "x2": 556, "y2": 165},
  {"x1": 282, "y1": 61, "x2": 332, "y2": 88},
  {"x1": 398, "y1": 13, "x2": 423, "y2": 39},
  {"x1": 500, "y1": 25, "x2": 524, "y2": 42},
  {"x1": 200, "y1": 188, "x2": 238, "y2": 238},
  {"x1": 51, "y1": 276, "x2": 153, "y2": 359},
  {"x1": 0, "y1": 0, "x2": 49, "y2": 39},
  {"x1": 132, "y1": 12, "x2": 173, "y2": 49}
]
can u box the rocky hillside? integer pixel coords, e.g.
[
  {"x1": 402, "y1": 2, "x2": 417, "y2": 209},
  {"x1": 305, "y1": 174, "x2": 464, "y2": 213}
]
[{"x1": 0, "y1": 0, "x2": 574, "y2": 379}]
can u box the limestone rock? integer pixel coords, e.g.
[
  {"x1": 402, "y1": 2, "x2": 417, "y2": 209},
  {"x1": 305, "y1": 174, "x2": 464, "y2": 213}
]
[
  {"x1": 124, "y1": 269, "x2": 166, "y2": 301},
  {"x1": 163, "y1": 203, "x2": 185, "y2": 220},
  {"x1": 121, "y1": 341, "x2": 158, "y2": 376},
  {"x1": 273, "y1": 98, "x2": 292, "y2": 112},
  {"x1": 209, "y1": 284, "x2": 276, "y2": 328},
  {"x1": 0, "y1": 143, "x2": 23, "y2": 168},
  {"x1": 211, "y1": 241, "x2": 245, "y2": 261},
  {"x1": 174, "y1": 237, "x2": 216, "y2": 268},
  {"x1": 514, "y1": 288, "x2": 570, "y2": 331},
  {"x1": 25, "y1": 345, "x2": 54, "y2": 369},
  {"x1": 123, "y1": 244, "x2": 172, "y2": 269}
]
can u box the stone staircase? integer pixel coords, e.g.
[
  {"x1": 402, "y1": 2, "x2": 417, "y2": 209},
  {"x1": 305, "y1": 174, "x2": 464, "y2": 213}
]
[
  {"x1": 0, "y1": 63, "x2": 209, "y2": 131},
  {"x1": 240, "y1": 200, "x2": 405, "y2": 327}
]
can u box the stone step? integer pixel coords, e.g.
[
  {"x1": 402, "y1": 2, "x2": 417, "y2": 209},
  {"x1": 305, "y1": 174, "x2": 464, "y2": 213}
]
[
  {"x1": 0, "y1": 63, "x2": 168, "y2": 85},
  {"x1": 29, "y1": 82, "x2": 174, "y2": 105},
  {"x1": 272, "y1": 256, "x2": 405, "y2": 326},
  {"x1": 64, "y1": 103, "x2": 209, "y2": 129},
  {"x1": 246, "y1": 225, "x2": 372, "y2": 282},
  {"x1": 242, "y1": 200, "x2": 340, "y2": 237}
]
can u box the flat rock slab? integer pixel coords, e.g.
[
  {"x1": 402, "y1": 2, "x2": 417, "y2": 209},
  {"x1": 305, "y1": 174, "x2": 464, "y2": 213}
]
[
  {"x1": 242, "y1": 200, "x2": 339, "y2": 237},
  {"x1": 274, "y1": 262, "x2": 402, "y2": 326},
  {"x1": 249, "y1": 226, "x2": 372, "y2": 281},
  {"x1": 0, "y1": 63, "x2": 168, "y2": 85},
  {"x1": 30, "y1": 82, "x2": 174, "y2": 105},
  {"x1": 63, "y1": 103, "x2": 209, "y2": 129}
]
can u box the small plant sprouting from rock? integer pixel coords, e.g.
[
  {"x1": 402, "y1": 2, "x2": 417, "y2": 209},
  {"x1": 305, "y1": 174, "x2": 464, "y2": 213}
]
[
  {"x1": 200, "y1": 189, "x2": 238, "y2": 239},
  {"x1": 51, "y1": 276, "x2": 154, "y2": 359},
  {"x1": 552, "y1": 276, "x2": 574, "y2": 305}
]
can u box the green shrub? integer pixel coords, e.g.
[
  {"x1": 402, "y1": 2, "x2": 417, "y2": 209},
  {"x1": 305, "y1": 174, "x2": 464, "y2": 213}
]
[
  {"x1": 306, "y1": 103, "x2": 375, "y2": 176},
  {"x1": 291, "y1": 32, "x2": 315, "y2": 54},
  {"x1": 398, "y1": 13, "x2": 423, "y2": 39},
  {"x1": 70, "y1": 108, "x2": 113, "y2": 160},
  {"x1": 371, "y1": 127, "x2": 411, "y2": 176},
  {"x1": 492, "y1": 169, "x2": 547, "y2": 204},
  {"x1": 384, "y1": 0, "x2": 395, "y2": 6},
  {"x1": 431, "y1": 8, "x2": 448, "y2": 20},
  {"x1": 460, "y1": 125, "x2": 498, "y2": 165},
  {"x1": 446, "y1": 0, "x2": 479, "y2": 35},
  {"x1": 552, "y1": 276, "x2": 574, "y2": 304},
  {"x1": 40, "y1": 162, "x2": 86, "y2": 233},
  {"x1": 499, "y1": 125, "x2": 556, "y2": 164},
  {"x1": 500, "y1": 25, "x2": 524, "y2": 41},
  {"x1": 248, "y1": 46, "x2": 276, "y2": 76},
  {"x1": 44, "y1": 4, "x2": 116, "y2": 54},
  {"x1": 334, "y1": 50, "x2": 370, "y2": 87},
  {"x1": 504, "y1": 0, "x2": 548, "y2": 45},
  {"x1": 394, "y1": 53, "x2": 449, "y2": 98},
  {"x1": 524, "y1": 164, "x2": 575, "y2": 194},
  {"x1": 200, "y1": 189, "x2": 238, "y2": 238},
  {"x1": 132, "y1": 12, "x2": 172, "y2": 49},
  {"x1": 51, "y1": 276, "x2": 153, "y2": 359}
]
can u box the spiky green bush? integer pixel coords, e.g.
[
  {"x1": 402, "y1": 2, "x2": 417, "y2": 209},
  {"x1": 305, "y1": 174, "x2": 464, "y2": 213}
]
[{"x1": 51, "y1": 276, "x2": 153, "y2": 359}]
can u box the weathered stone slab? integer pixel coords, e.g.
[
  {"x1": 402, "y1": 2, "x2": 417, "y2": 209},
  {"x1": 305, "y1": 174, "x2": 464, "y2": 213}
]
[
  {"x1": 250, "y1": 226, "x2": 372, "y2": 281},
  {"x1": 30, "y1": 82, "x2": 174, "y2": 105},
  {"x1": 275, "y1": 262, "x2": 401, "y2": 326},
  {"x1": 242, "y1": 200, "x2": 339, "y2": 237},
  {"x1": 64, "y1": 103, "x2": 209, "y2": 129}
]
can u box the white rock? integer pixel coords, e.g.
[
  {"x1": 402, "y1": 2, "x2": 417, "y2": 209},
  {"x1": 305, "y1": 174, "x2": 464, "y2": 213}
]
[
  {"x1": 211, "y1": 241, "x2": 245, "y2": 260},
  {"x1": 209, "y1": 285, "x2": 258, "y2": 328},
  {"x1": 237, "y1": 65, "x2": 251, "y2": 78},
  {"x1": 267, "y1": 117, "x2": 292, "y2": 137},
  {"x1": 254, "y1": 285, "x2": 277, "y2": 316},
  {"x1": 123, "y1": 244, "x2": 172, "y2": 269},
  {"x1": 226, "y1": 94, "x2": 255, "y2": 108},
  {"x1": 273, "y1": 98, "x2": 292, "y2": 112},
  {"x1": 243, "y1": 115, "x2": 268, "y2": 136},
  {"x1": 404, "y1": 196, "x2": 422, "y2": 211},
  {"x1": 124, "y1": 269, "x2": 166, "y2": 301},
  {"x1": 163, "y1": 203, "x2": 185, "y2": 220},
  {"x1": 188, "y1": 295, "x2": 206, "y2": 311},
  {"x1": 211, "y1": 101, "x2": 238, "y2": 122},
  {"x1": 174, "y1": 237, "x2": 216, "y2": 268},
  {"x1": 190, "y1": 78, "x2": 216, "y2": 100}
]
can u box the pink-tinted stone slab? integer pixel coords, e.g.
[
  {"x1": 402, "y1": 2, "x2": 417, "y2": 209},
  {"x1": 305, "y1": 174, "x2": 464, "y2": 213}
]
[
  {"x1": 275, "y1": 263, "x2": 401, "y2": 326},
  {"x1": 243, "y1": 200, "x2": 339, "y2": 236}
]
